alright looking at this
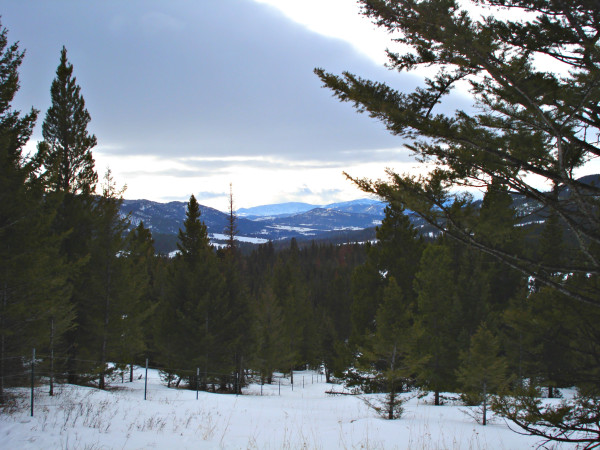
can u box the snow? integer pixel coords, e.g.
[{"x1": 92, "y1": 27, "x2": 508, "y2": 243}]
[
  {"x1": 0, "y1": 368, "x2": 577, "y2": 449},
  {"x1": 267, "y1": 225, "x2": 317, "y2": 232},
  {"x1": 209, "y1": 233, "x2": 270, "y2": 244}
]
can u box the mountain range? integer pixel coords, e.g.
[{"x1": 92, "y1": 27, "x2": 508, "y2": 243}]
[
  {"x1": 120, "y1": 198, "x2": 387, "y2": 253},
  {"x1": 120, "y1": 174, "x2": 600, "y2": 253}
]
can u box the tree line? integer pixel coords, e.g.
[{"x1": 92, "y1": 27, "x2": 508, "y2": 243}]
[{"x1": 0, "y1": 31, "x2": 365, "y2": 396}]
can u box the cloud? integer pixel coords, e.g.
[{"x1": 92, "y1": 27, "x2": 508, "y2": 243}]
[
  {"x1": 288, "y1": 185, "x2": 345, "y2": 203},
  {"x1": 4, "y1": 0, "x2": 424, "y2": 167}
]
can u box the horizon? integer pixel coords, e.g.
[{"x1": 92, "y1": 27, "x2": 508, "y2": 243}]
[{"x1": 122, "y1": 195, "x2": 384, "y2": 215}]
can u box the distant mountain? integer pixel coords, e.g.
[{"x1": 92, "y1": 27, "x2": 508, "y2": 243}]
[
  {"x1": 324, "y1": 199, "x2": 386, "y2": 216},
  {"x1": 120, "y1": 198, "x2": 386, "y2": 253},
  {"x1": 237, "y1": 202, "x2": 316, "y2": 218},
  {"x1": 120, "y1": 175, "x2": 599, "y2": 253},
  {"x1": 237, "y1": 198, "x2": 385, "y2": 219},
  {"x1": 121, "y1": 199, "x2": 264, "y2": 236}
]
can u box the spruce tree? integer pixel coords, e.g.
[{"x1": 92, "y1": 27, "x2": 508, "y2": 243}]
[{"x1": 177, "y1": 194, "x2": 210, "y2": 262}]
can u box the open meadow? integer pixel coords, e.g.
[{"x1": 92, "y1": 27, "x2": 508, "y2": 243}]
[{"x1": 0, "y1": 368, "x2": 576, "y2": 449}]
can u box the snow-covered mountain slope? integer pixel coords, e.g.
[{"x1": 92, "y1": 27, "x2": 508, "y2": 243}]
[{"x1": 237, "y1": 199, "x2": 385, "y2": 219}]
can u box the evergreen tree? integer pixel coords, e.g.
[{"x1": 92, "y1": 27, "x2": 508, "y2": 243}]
[
  {"x1": 39, "y1": 46, "x2": 97, "y2": 195},
  {"x1": 177, "y1": 195, "x2": 210, "y2": 261},
  {"x1": 350, "y1": 204, "x2": 423, "y2": 346},
  {"x1": 224, "y1": 183, "x2": 238, "y2": 254},
  {"x1": 124, "y1": 221, "x2": 157, "y2": 378},
  {"x1": 157, "y1": 195, "x2": 227, "y2": 388},
  {"x1": 457, "y1": 183, "x2": 525, "y2": 337},
  {"x1": 272, "y1": 240, "x2": 318, "y2": 373},
  {"x1": 316, "y1": 0, "x2": 600, "y2": 307},
  {"x1": 349, "y1": 258, "x2": 383, "y2": 344},
  {"x1": 83, "y1": 170, "x2": 147, "y2": 388},
  {"x1": 371, "y1": 205, "x2": 424, "y2": 298},
  {"x1": 457, "y1": 324, "x2": 508, "y2": 425},
  {"x1": 411, "y1": 241, "x2": 460, "y2": 405},
  {"x1": 0, "y1": 23, "x2": 72, "y2": 401},
  {"x1": 251, "y1": 286, "x2": 292, "y2": 384},
  {"x1": 37, "y1": 46, "x2": 98, "y2": 383},
  {"x1": 360, "y1": 277, "x2": 412, "y2": 416}
]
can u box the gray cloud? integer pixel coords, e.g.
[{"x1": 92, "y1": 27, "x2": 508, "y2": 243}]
[
  {"x1": 3, "y1": 0, "x2": 429, "y2": 167},
  {"x1": 2, "y1": 0, "x2": 476, "y2": 208}
]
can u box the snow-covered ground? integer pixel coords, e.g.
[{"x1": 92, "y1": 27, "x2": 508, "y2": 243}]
[
  {"x1": 0, "y1": 368, "x2": 576, "y2": 449},
  {"x1": 209, "y1": 234, "x2": 270, "y2": 244}
]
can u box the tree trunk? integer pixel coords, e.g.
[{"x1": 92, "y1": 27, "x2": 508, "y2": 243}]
[
  {"x1": 99, "y1": 256, "x2": 112, "y2": 390},
  {"x1": 482, "y1": 381, "x2": 487, "y2": 426},
  {"x1": 0, "y1": 279, "x2": 6, "y2": 404},
  {"x1": 100, "y1": 254, "x2": 113, "y2": 390},
  {"x1": 130, "y1": 364, "x2": 134, "y2": 382},
  {"x1": 49, "y1": 317, "x2": 54, "y2": 396},
  {"x1": 435, "y1": 390, "x2": 440, "y2": 406}
]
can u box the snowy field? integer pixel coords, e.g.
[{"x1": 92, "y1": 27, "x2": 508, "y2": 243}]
[{"x1": 0, "y1": 368, "x2": 577, "y2": 449}]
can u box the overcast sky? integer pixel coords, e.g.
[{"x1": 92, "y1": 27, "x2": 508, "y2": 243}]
[{"x1": 2, "y1": 0, "x2": 471, "y2": 210}]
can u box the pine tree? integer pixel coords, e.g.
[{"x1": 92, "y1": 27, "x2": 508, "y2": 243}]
[
  {"x1": 37, "y1": 46, "x2": 99, "y2": 383},
  {"x1": 457, "y1": 324, "x2": 508, "y2": 425},
  {"x1": 224, "y1": 183, "x2": 238, "y2": 254},
  {"x1": 84, "y1": 170, "x2": 139, "y2": 389},
  {"x1": 39, "y1": 46, "x2": 97, "y2": 195},
  {"x1": 411, "y1": 241, "x2": 460, "y2": 406},
  {"x1": 0, "y1": 23, "x2": 72, "y2": 401},
  {"x1": 316, "y1": 0, "x2": 600, "y2": 307},
  {"x1": 350, "y1": 204, "x2": 423, "y2": 346},
  {"x1": 177, "y1": 194, "x2": 210, "y2": 262},
  {"x1": 360, "y1": 277, "x2": 412, "y2": 418},
  {"x1": 251, "y1": 286, "x2": 292, "y2": 384},
  {"x1": 157, "y1": 195, "x2": 226, "y2": 389},
  {"x1": 124, "y1": 221, "x2": 157, "y2": 379}
]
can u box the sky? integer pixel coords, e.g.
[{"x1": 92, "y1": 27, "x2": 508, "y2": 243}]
[{"x1": 2, "y1": 0, "x2": 469, "y2": 210}]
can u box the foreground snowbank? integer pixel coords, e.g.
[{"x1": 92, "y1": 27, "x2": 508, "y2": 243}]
[{"x1": 0, "y1": 368, "x2": 575, "y2": 449}]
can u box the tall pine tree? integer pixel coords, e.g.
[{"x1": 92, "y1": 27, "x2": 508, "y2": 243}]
[
  {"x1": 0, "y1": 24, "x2": 72, "y2": 401},
  {"x1": 38, "y1": 46, "x2": 98, "y2": 383}
]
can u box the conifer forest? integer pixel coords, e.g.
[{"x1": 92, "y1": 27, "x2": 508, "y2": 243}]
[{"x1": 1, "y1": 1, "x2": 600, "y2": 447}]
